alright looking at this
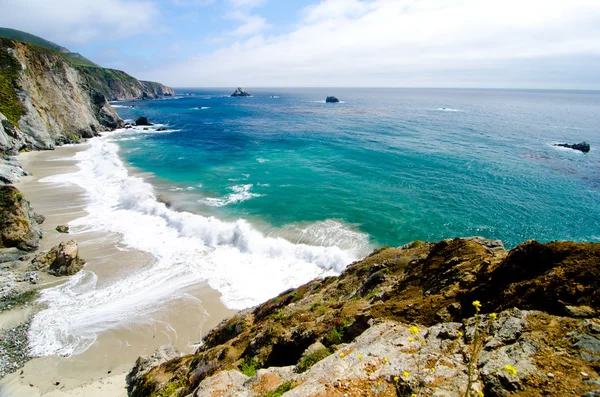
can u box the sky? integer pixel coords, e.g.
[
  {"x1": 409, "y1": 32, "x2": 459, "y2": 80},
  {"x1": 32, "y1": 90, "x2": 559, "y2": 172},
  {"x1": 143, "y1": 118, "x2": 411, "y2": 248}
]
[{"x1": 1, "y1": 0, "x2": 600, "y2": 88}]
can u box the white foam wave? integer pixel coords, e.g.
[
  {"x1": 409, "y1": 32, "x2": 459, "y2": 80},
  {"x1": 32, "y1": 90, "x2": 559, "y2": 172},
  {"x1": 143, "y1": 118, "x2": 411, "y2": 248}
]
[
  {"x1": 257, "y1": 158, "x2": 269, "y2": 163},
  {"x1": 200, "y1": 184, "x2": 260, "y2": 207},
  {"x1": 437, "y1": 108, "x2": 462, "y2": 112},
  {"x1": 29, "y1": 135, "x2": 367, "y2": 356}
]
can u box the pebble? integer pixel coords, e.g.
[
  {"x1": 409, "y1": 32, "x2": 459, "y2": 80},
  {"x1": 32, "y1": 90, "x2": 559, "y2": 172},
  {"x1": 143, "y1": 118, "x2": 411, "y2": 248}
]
[
  {"x1": 582, "y1": 372, "x2": 590, "y2": 378},
  {"x1": 547, "y1": 373, "x2": 554, "y2": 378}
]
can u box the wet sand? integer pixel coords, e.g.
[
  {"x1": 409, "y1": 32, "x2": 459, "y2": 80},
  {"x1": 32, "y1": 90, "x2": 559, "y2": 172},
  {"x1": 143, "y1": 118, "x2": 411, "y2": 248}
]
[{"x1": 0, "y1": 144, "x2": 237, "y2": 396}]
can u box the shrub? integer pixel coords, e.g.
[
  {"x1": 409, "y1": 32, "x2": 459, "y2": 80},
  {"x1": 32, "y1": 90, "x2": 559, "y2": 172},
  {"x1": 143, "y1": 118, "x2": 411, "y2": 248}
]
[
  {"x1": 296, "y1": 348, "x2": 331, "y2": 373},
  {"x1": 239, "y1": 356, "x2": 259, "y2": 377}
]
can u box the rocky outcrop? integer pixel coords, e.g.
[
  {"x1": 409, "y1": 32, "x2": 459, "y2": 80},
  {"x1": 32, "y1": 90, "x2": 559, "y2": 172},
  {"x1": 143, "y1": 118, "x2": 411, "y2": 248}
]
[
  {"x1": 554, "y1": 142, "x2": 591, "y2": 153},
  {"x1": 326, "y1": 96, "x2": 340, "y2": 103},
  {"x1": 135, "y1": 116, "x2": 153, "y2": 126},
  {"x1": 55, "y1": 225, "x2": 69, "y2": 233},
  {"x1": 128, "y1": 238, "x2": 600, "y2": 397},
  {"x1": 231, "y1": 87, "x2": 251, "y2": 97},
  {"x1": 0, "y1": 185, "x2": 42, "y2": 252},
  {"x1": 140, "y1": 80, "x2": 176, "y2": 98},
  {"x1": 126, "y1": 345, "x2": 181, "y2": 397},
  {"x1": 31, "y1": 239, "x2": 85, "y2": 276}
]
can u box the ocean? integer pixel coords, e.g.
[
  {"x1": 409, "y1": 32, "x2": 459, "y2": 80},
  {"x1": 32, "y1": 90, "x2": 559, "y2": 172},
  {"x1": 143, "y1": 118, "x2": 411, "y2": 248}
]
[{"x1": 28, "y1": 88, "x2": 600, "y2": 356}]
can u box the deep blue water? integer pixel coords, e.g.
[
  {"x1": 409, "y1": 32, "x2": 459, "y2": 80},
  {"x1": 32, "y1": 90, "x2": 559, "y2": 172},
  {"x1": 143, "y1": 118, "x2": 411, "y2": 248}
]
[{"x1": 111, "y1": 88, "x2": 600, "y2": 249}]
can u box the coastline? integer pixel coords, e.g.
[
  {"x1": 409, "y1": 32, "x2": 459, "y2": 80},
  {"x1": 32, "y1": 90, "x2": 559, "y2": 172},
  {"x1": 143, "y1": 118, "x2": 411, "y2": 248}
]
[{"x1": 0, "y1": 142, "x2": 236, "y2": 396}]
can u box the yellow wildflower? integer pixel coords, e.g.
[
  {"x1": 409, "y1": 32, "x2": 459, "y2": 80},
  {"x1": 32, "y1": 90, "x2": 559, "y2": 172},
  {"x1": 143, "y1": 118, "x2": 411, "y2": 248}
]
[
  {"x1": 408, "y1": 337, "x2": 414, "y2": 342},
  {"x1": 489, "y1": 313, "x2": 497, "y2": 320},
  {"x1": 357, "y1": 354, "x2": 363, "y2": 360},
  {"x1": 472, "y1": 300, "x2": 482, "y2": 311},
  {"x1": 340, "y1": 352, "x2": 345, "y2": 358},
  {"x1": 403, "y1": 371, "x2": 410, "y2": 379},
  {"x1": 409, "y1": 325, "x2": 419, "y2": 335},
  {"x1": 394, "y1": 376, "x2": 399, "y2": 382},
  {"x1": 384, "y1": 357, "x2": 389, "y2": 364},
  {"x1": 477, "y1": 391, "x2": 484, "y2": 397},
  {"x1": 504, "y1": 365, "x2": 517, "y2": 376},
  {"x1": 411, "y1": 394, "x2": 417, "y2": 397},
  {"x1": 458, "y1": 331, "x2": 463, "y2": 338}
]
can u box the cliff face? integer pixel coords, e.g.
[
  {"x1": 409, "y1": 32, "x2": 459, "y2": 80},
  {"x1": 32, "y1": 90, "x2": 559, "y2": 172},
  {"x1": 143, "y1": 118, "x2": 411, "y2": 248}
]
[
  {"x1": 128, "y1": 238, "x2": 600, "y2": 397},
  {"x1": 76, "y1": 66, "x2": 175, "y2": 101},
  {"x1": 0, "y1": 38, "x2": 122, "y2": 156}
]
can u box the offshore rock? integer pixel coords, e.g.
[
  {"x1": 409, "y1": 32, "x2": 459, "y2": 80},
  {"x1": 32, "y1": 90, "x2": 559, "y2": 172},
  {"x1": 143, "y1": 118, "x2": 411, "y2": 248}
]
[
  {"x1": 231, "y1": 87, "x2": 251, "y2": 97},
  {"x1": 31, "y1": 240, "x2": 85, "y2": 276},
  {"x1": 128, "y1": 238, "x2": 600, "y2": 397},
  {"x1": 135, "y1": 116, "x2": 153, "y2": 126},
  {"x1": 554, "y1": 141, "x2": 591, "y2": 153},
  {"x1": 326, "y1": 96, "x2": 340, "y2": 103},
  {"x1": 0, "y1": 186, "x2": 42, "y2": 251}
]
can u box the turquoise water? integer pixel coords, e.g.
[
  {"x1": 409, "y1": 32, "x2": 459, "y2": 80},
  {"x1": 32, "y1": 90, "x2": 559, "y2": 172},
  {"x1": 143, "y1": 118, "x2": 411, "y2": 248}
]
[{"x1": 112, "y1": 88, "x2": 600, "y2": 249}]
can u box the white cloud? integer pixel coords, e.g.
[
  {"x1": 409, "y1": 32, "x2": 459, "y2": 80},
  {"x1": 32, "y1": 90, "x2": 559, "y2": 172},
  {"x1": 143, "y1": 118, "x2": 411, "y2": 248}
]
[
  {"x1": 143, "y1": 0, "x2": 600, "y2": 88},
  {"x1": 0, "y1": 0, "x2": 159, "y2": 45}
]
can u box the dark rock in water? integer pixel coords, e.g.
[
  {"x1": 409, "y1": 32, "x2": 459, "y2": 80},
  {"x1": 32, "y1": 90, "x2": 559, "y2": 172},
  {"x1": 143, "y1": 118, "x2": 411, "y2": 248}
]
[
  {"x1": 326, "y1": 96, "x2": 340, "y2": 103},
  {"x1": 231, "y1": 87, "x2": 251, "y2": 97},
  {"x1": 135, "y1": 117, "x2": 153, "y2": 126},
  {"x1": 56, "y1": 225, "x2": 69, "y2": 234},
  {"x1": 31, "y1": 240, "x2": 85, "y2": 276},
  {"x1": 143, "y1": 128, "x2": 149, "y2": 131},
  {"x1": 163, "y1": 93, "x2": 173, "y2": 97},
  {"x1": 156, "y1": 127, "x2": 167, "y2": 132},
  {"x1": 125, "y1": 125, "x2": 133, "y2": 129},
  {"x1": 554, "y1": 142, "x2": 590, "y2": 153}
]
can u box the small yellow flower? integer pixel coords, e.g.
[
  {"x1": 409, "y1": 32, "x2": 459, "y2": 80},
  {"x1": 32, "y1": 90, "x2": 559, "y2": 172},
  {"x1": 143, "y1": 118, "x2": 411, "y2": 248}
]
[
  {"x1": 504, "y1": 365, "x2": 517, "y2": 376},
  {"x1": 458, "y1": 331, "x2": 463, "y2": 338},
  {"x1": 489, "y1": 313, "x2": 497, "y2": 320},
  {"x1": 339, "y1": 352, "x2": 345, "y2": 358},
  {"x1": 403, "y1": 371, "x2": 410, "y2": 379},
  {"x1": 394, "y1": 376, "x2": 399, "y2": 382},
  {"x1": 411, "y1": 394, "x2": 417, "y2": 397},
  {"x1": 384, "y1": 357, "x2": 389, "y2": 364},
  {"x1": 408, "y1": 337, "x2": 414, "y2": 342},
  {"x1": 409, "y1": 325, "x2": 419, "y2": 335},
  {"x1": 357, "y1": 354, "x2": 363, "y2": 360},
  {"x1": 477, "y1": 391, "x2": 484, "y2": 397},
  {"x1": 472, "y1": 300, "x2": 482, "y2": 311}
]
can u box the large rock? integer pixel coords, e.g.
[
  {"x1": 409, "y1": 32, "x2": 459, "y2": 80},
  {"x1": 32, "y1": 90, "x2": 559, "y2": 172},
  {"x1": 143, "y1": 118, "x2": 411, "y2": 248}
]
[
  {"x1": 326, "y1": 96, "x2": 340, "y2": 103},
  {"x1": 31, "y1": 240, "x2": 85, "y2": 276},
  {"x1": 231, "y1": 87, "x2": 251, "y2": 97},
  {"x1": 135, "y1": 116, "x2": 153, "y2": 126},
  {"x1": 554, "y1": 142, "x2": 591, "y2": 153},
  {"x1": 0, "y1": 186, "x2": 42, "y2": 251},
  {"x1": 126, "y1": 345, "x2": 181, "y2": 397}
]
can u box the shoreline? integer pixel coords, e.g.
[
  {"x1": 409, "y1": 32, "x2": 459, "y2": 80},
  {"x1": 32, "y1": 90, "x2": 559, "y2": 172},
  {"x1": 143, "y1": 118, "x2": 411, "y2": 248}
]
[{"x1": 0, "y1": 142, "x2": 236, "y2": 396}]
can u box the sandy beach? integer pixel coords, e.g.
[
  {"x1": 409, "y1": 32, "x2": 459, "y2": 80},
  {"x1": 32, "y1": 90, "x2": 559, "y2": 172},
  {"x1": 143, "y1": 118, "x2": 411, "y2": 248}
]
[{"x1": 0, "y1": 143, "x2": 237, "y2": 397}]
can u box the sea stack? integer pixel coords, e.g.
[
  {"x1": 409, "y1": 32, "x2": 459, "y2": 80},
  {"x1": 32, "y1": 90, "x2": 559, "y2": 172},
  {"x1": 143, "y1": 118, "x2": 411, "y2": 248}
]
[
  {"x1": 326, "y1": 96, "x2": 340, "y2": 103},
  {"x1": 135, "y1": 116, "x2": 153, "y2": 126},
  {"x1": 553, "y1": 142, "x2": 590, "y2": 153},
  {"x1": 231, "y1": 87, "x2": 251, "y2": 97}
]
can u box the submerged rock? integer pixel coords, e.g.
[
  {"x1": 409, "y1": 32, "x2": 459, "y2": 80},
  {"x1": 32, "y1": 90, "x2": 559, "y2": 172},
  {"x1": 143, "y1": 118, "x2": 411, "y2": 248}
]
[
  {"x1": 554, "y1": 141, "x2": 590, "y2": 153},
  {"x1": 135, "y1": 116, "x2": 153, "y2": 126},
  {"x1": 326, "y1": 96, "x2": 340, "y2": 103},
  {"x1": 31, "y1": 240, "x2": 85, "y2": 276},
  {"x1": 231, "y1": 87, "x2": 251, "y2": 97}
]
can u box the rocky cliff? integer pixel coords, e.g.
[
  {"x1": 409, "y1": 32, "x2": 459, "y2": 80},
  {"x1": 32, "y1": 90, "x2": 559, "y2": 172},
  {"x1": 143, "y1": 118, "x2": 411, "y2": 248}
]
[
  {"x1": 0, "y1": 38, "x2": 122, "y2": 155},
  {"x1": 127, "y1": 238, "x2": 600, "y2": 397},
  {"x1": 76, "y1": 66, "x2": 175, "y2": 101}
]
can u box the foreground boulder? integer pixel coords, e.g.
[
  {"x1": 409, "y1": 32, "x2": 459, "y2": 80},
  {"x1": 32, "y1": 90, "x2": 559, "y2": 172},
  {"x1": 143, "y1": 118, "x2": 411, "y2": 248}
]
[
  {"x1": 135, "y1": 117, "x2": 153, "y2": 126},
  {"x1": 231, "y1": 87, "x2": 251, "y2": 97},
  {"x1": 31, "y1": 240, "x2": 85, "y2": 276},
  {"x1": 55, "y1": 225, "x2": 69, "y2": 233},
  {"x1": 0, "y1": 186, "x2": 43, "y2": 252},
  {"x1": 128, "y1": 238, "x2": 600, "y2": 397},
  {"x1": 554, "y1": 141, "x2": 590, "y2": 153},
  {"x1": 326, "y1": 96, "x2": 340, "y2": 103}
]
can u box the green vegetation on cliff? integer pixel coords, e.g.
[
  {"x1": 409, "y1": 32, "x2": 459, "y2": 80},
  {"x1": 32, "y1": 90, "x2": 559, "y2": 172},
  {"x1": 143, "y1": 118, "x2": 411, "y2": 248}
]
[{"x1": 0, "y1": 40, "x2": 25, "y2": 126}]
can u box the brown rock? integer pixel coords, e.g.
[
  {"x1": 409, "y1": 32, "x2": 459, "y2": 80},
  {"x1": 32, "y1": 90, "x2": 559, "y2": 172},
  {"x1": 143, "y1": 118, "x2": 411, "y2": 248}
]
[
  {"x1": 31, "y1": 240, "x2": 85, "y2": 276},
  {"x1": 0, "y1": 186, "x2": 42, "y2": 251}
]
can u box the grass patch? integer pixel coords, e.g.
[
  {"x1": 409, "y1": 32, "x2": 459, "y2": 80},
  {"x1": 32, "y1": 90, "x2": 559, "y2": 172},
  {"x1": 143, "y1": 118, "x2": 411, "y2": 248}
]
[
  {"x1": 0, "y1": 44, "x2": 25, "y2": 126},
  {"x1": 258, "y1": 380, "x2": 295, "y2": 397},
  {"x1": 323, "y1": 318, "x2": 353, "y2": 346},
  {"x1": 296, "y1": 348, "x2": 331, "y2": 373},
  {"x1": 239, "y1": 356, "x2": 259, "y2": 377},
  {"x1": 0, "y1": 289, "x2": 38, "y2": 312},
  {"x1": 368, "y1": 245, "x2": 390, "y2": 257}
]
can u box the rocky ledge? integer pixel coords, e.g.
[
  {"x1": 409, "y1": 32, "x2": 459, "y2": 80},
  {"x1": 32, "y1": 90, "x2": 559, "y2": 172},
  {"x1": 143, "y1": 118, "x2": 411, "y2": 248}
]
[
  {"x1": 127, "y1": 237, "x2": 600, "y2": 397},
  {"x1": 554, "y1": 142, "x2": 591, "y2": 153}
]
